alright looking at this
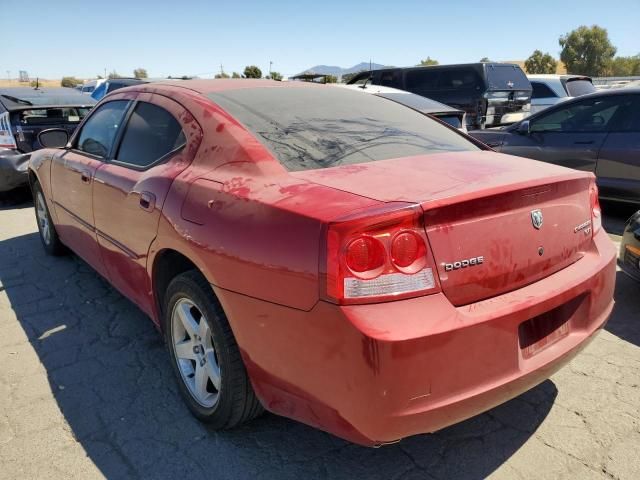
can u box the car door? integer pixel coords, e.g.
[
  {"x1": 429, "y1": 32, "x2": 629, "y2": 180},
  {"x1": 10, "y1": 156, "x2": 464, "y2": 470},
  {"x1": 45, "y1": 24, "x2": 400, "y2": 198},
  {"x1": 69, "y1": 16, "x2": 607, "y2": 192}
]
[
  {"x1": 595, "y1": 95, "x2": 640, "y2": 203},
  {"x1": 91, "y1": 93, "x2": 201, "y2": 315},
  {"x1": 50, "y1": 99, "x2": 131, "y2": 276},
  {"x1": 500, "y1": 95, "x2": 620, "y2": 172}
]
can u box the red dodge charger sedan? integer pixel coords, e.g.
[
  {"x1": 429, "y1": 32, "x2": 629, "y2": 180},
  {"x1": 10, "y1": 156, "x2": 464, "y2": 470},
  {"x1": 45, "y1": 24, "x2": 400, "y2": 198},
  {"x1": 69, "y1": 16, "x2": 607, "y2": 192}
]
[{"x1": 29, "y1": 80, "x2": 616, "y2": 446}]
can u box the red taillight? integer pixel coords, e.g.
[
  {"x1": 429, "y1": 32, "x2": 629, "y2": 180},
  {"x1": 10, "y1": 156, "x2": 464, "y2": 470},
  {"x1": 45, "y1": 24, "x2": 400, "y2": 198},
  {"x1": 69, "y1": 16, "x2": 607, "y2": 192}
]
[
  {"x1": 346, "y1": 236, "x2": 385, "y2": 272},
  {"x1": 589, "y1": 180, "x2": 601, "y2": 235},
  {"x1": 321, "y1": 204, "x2": 440, "y2": 304},
  {"x1": 391, "y1": 231, "x2": 425, "y2": 268}
]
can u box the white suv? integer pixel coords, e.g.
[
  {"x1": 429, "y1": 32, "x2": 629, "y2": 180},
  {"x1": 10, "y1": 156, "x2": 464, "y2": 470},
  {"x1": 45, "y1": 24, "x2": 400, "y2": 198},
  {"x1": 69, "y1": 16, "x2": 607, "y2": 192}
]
[{"x1": 528, "y1": 75, "x2": 596, "y2": 115}]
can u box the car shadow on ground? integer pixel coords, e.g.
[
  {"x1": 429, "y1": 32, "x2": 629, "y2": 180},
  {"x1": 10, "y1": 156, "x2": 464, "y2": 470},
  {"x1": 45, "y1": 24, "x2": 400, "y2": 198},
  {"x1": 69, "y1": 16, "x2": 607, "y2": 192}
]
[
  {"x1": 605, "y1": 271, "x2": 640, "y2": 348},
  {"x1": 602, "y1": 200, "x2": 636, "y2": 236},
  {"x1": 1, "y1": 231, "x2": 560, "y2": 480},
  {"x1": 0, "y1": 187, "x2": 32, "y2": 211}
]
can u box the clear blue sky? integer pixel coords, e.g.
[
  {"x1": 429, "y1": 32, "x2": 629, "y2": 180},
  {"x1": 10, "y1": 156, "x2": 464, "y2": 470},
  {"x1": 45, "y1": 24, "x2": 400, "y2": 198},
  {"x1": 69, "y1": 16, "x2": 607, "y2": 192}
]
[{"x1": 4, "y1": 0, "x2": 639, "y2": 79}]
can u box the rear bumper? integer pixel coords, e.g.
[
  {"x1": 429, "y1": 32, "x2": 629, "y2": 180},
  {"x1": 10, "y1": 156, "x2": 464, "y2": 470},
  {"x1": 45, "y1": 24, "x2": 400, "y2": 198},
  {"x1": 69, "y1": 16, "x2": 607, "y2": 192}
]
[
  {"x1": 0, "y1": 150, "x2": 30, "y2": 192},
  {"x1": 218, "y1": 229, "x2": 616, "y2": 446}
]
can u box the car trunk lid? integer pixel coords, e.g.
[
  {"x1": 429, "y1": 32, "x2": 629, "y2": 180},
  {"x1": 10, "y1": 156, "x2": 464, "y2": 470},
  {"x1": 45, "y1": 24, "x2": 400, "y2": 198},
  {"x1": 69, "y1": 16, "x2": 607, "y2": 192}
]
[{"x1": 292, "y1": 151, "x2": 593, "y2": 305}]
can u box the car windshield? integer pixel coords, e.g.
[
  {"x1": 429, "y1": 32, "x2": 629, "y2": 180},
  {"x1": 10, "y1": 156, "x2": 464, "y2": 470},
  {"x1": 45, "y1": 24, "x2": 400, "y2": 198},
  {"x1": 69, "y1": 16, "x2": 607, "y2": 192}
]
[
  {"x1": 434, "y1": 114, "x2": 463, "y2": 129},
  {"x1": 17, "y1": 107, "x2": 91, "y2": 125},
  {"x1": 565, "y1": 79, "x2": 596, "y2": 97},
  {"x1": 208, "y1": 87, "x2": 479, "y2": 172}
]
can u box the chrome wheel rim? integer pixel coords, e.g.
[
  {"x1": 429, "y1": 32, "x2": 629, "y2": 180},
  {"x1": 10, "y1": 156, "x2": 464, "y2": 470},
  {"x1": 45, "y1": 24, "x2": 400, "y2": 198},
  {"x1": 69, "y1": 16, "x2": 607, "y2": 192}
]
[
  {"x1": 171, "y1": 298, "x2": 221, "y2": 408},
  {"x1": 36, "y1": 192, "x2": 51, "y2": 245}
]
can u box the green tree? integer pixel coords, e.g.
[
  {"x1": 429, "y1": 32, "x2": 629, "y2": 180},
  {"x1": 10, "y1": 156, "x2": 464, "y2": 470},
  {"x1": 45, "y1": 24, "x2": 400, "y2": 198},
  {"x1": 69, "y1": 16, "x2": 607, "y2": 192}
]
[
  {"x1": 418, "y1": 57, "x2": 439, "y2": 66},
  {"x1": 269, "y1": 71, "x2": 283, "y2": 81},
  {"x1": 108, "y1": 70, "x2": 121, "y2": 79},
  {"x1": 324, "y1": 74, "x2": 337, "y2": 84},
  {"x1": 61, "y1": 76, "x2": 82, "y2": 88},
  {"x1": 559, "y1": 25, "x2": 616, "y2": 76},
  {"x1": 232, "y1": 72, "x2": 241, "y2": 78},
  {"x1": 243, "y1": 65, "x2": 262, "y2": 78},
  {"x1": 610, "y1": 55, "x2": 640, "y2": 76},
  {"x1": 133, "y1": 68, "x2": 148, "y2": 79},
  {"x1": 479, "y1": 57, "x2": 491, "y2": 62},
  {"x1": 524, "y1": 50, "x2": 558, "y2": 74},
  {"x1": 214, "y1": 72, "x2": 230, "y2": 79}
]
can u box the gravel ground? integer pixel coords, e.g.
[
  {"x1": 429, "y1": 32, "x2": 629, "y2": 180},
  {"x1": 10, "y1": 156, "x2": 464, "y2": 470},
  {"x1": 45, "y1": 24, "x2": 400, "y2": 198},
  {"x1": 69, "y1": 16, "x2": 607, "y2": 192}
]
[{"x1": 1, "y1": 199, "x2": 639, "y2": 480}]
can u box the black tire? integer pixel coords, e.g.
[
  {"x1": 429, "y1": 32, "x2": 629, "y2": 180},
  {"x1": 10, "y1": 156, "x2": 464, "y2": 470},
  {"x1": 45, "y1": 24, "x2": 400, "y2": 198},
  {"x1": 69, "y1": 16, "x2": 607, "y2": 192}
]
[
  {"x1": 32, "y1": 181, "x2": 66, "y2": 256},
  {"x1": 163, "y1": 270, "x2": 263, "y2": 428}
]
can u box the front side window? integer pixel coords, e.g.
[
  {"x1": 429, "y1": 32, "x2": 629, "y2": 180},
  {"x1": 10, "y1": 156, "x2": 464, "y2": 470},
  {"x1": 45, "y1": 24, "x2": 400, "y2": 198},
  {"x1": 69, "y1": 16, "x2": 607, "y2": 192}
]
[
  {"x1": 530, "y1": 97, "x2": 625, "y2": 133},
  {"x1": 76, "y1": 100, "x2": 129, "y2": 157},
  {"x1": 115, "y1": 102, "x2": 185, "y2": 168}
]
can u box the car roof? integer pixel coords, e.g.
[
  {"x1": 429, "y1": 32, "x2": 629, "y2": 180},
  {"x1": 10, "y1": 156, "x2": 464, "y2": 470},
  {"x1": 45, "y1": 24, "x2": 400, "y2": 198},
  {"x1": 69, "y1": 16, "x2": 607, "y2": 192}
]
[
  {"x1": 527, "y1": 74, "x2": 592, "y2": 81},
  {"x1": 128, "y1": 79, "x2": 311, "y2": 95},
  {"x1": 0, "y1": 87, "x2": 96, "y2": 110}
]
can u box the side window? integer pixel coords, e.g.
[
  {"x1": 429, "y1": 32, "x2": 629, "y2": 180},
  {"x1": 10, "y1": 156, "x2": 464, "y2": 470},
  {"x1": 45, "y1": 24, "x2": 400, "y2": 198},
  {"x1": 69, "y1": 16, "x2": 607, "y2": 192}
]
[
  {"x1": 531, "y1": 82, "x2": 557, "y2": 99},
  {"x1": 379, "y1": 70, "x2": 401, "y2": 89},
  {"x1": 405, "y1": 69, "x2": 439, "y2": 91},
  {"x1": 115, "y1": 102, "x2": 185, "y2": 168},
  {"x1": 76, "y1": 100, "x2": 129, "y2": 157},
  {"x1": 531, "y1": 97, "x2": 623, "y2": 133},
  {"x1": 438, "y1": 68, "x2": 482, "y2": 90}
]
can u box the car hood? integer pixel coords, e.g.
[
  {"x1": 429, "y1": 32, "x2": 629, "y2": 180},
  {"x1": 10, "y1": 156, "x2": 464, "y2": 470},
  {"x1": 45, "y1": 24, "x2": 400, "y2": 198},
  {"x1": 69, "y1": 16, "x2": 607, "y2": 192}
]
[{"x1": 290, "y1": 150, "x2": 586, "y2": 207}]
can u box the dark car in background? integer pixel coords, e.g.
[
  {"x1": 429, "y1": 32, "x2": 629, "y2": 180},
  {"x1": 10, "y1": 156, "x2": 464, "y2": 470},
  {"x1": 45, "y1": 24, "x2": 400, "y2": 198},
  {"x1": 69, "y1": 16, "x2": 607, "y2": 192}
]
[
  {"x1": 469, "y1": 89, "x2": 640, "y2": 204},
  {"x1": 0, "y1": 87, "x2": 95, "y2": 193},
  {"x1": 91, "y1": 78, "x2": 149, "y2": 101},
  {"x1": 347, "y1": 63, "x2": 532, "y2": 130},
  {"x1": 619, "y1": 210, "x2": 640, "y2": 282}
]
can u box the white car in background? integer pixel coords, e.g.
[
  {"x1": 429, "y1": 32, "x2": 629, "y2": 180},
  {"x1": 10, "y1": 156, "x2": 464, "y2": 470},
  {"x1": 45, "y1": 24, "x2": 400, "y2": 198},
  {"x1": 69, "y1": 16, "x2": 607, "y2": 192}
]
[
  {"x1": 527, "y1": 74, "x2": 596, "y2": 115},
  {"x1": 79, "y1": 78, "x2": 106, "y2": 95},
  {"x1": 337, "y1": 84, "x2": 467, "y2": 131}
]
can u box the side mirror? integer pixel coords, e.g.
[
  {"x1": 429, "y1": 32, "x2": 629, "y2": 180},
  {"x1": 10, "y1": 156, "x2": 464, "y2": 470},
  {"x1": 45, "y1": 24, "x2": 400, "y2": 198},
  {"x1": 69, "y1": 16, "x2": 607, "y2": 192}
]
[
  {"x1": 38, "y1": 128, "x2": 70, "y2": 148},
  {"x1": 517, "y1": 120, "x2": 530, "y2": 135}
]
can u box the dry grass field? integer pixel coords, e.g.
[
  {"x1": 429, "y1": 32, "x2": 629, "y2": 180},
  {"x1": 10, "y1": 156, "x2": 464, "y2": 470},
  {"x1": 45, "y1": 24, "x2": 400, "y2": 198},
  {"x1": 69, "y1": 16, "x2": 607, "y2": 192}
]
[{"x1": 0, "y1": 79, "x2": 64, "y2": 88}]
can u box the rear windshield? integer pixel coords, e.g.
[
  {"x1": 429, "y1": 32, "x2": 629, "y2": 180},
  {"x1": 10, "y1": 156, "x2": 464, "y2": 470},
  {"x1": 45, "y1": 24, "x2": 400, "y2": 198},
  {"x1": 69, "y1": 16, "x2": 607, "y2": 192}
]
[
  {"x1": 16, "y1": 107, "x2": 91, "y2": 125},
  {"x1": 565, "y1": 79, "x2": 596, "y2": 97},
  {"x1": 485, "y1": 64, "x2": 531, "y2": 91},
  {"x1": 433, "y1": 114, "x2": 463, "y2": 129},
  {"x1": 208, "y1": 87, "x2": 479, "y2": 171}
]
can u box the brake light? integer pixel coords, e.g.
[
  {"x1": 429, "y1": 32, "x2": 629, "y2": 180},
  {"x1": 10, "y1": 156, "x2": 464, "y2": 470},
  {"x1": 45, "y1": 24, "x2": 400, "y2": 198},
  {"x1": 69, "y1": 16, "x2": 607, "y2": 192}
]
[
  {"x1": 321, "y1": 204, "x2": 440, "y2": 304},
  {"x1": 589, "y1": 180, "x2": 601, "y2": 235}
]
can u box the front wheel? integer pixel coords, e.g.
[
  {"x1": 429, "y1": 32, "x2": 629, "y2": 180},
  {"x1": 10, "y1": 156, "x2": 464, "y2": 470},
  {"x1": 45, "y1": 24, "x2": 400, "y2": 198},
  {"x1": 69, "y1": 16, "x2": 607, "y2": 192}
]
[
  {"x1": 33, "y1": 182, "x2": 66, "y2": 256},
  {"x1": 164, "y1": 270, "x2": 263, "y2": 428}
]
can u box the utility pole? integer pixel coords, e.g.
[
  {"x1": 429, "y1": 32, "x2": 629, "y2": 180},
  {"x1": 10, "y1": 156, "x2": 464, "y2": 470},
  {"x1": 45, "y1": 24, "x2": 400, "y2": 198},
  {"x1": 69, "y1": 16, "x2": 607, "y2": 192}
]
[
  {"x1": 6, "y1": 70, "x2": 10, "y2": 82},
  {"x1": 269, "y1": 61, "x2": 273, "y2": 77},
  {"x1": 104, "y1": 68, "x2": 107, "y2": 79},
  {"x1": 220, "y1": 64, "x2": 224, "y2": 76}
]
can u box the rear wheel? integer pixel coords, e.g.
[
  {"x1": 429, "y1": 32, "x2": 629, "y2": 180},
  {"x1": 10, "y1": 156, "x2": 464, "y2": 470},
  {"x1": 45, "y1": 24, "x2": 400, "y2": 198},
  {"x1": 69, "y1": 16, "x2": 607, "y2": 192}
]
[
  {"x1": 164, "y1": 270, "x2": 263, "y2": 428},
  {"x1": 33, "y1": 182, "x2": 66, "y2": 256}
]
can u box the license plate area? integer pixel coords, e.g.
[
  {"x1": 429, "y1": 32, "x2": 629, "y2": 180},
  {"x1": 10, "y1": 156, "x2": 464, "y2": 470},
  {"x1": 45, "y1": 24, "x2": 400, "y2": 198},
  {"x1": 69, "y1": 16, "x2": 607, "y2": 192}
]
[{"x1": 518, "y1": 295, "x2": 584, "y2": 359}]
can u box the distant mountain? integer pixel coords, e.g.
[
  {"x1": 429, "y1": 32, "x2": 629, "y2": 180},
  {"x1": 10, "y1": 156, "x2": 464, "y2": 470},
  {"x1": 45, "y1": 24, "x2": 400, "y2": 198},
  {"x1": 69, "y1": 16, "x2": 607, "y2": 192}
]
[{"x1": 295, "y1": 62, "x2": 388, "y2": 79}]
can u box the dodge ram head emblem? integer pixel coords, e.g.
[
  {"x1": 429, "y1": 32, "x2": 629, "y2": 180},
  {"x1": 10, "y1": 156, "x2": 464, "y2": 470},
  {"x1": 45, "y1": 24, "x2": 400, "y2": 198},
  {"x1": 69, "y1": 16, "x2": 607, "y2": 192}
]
[
  {"x1": 507, "y1": 80, "x2": 514, "y2": 88},
  {"x1": 530, "y1": 209, "x2": 543, "y2": 229}
]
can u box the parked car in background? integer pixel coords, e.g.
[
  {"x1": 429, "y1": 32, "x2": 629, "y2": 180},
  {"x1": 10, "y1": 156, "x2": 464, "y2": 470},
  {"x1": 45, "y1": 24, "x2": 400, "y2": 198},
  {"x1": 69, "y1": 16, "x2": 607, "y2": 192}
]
[
  {"x1": 619, "y1": 210, "x2": 640, "y2": 281},
  {"x1": 0, "y1": 87, "x2": 95, "y2": 193},
  {"x1": 80, "y1": 79, "x2": 105, "y2": 94},
  {"x1": 338, "y1": 84, "x2": 467, "y2": 131},
  {"x1": 30, "y1": 80, "x2": 614, "y2": 446},
  {"x1": 528, "y1": 75, "x2": 596, "y2": 115},
  {"x1": 91, "y1": 78, "x2": 149, "y2": 101},
  {"x1": 468, "y1": 89, "x2": 640, "y2": 204},
  {"x1": 347, "y1": 63, "x2": 531, "y2": 130}
]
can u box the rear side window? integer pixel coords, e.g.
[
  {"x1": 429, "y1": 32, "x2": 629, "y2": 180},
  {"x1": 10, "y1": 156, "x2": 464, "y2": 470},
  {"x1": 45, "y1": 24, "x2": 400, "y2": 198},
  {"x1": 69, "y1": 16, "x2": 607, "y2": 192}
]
[
  {"x1": 564, "y1": 79, "x2": 596, "y2": 97},
  {"x1": 209, "y1": 87, "x2": 479, "y2": 172},
  {"x1": 76, "y1": 100, "x2": 129, "y2": 157},
  {"x1": 438, "y1": 68, "x2": 482, "y2": 90},
  {"x1": 116, "y1": 102, "x2": 185, "y2": 168},
  {"x1": 531, "y1": 96, "x2": 627, "y2": 133},
  {"x1": 405, "y1": 68, "x2": 439, "y2": 90},
  {"x1": 531, "y1": 82, "x2": 557, "y2": 99}
]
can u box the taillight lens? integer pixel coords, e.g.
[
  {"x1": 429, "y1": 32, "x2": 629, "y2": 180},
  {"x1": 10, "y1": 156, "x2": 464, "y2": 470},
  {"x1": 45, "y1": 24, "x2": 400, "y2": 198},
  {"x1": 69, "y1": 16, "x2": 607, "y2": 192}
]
[
  {"x1": 321, "y1": 204, "x2": 440, "y2": 304},
  {"x1": 346, "y1": 236, "x2": 385, "y2": 272},
  {"x1": 391, "y1": 231, "x2": 425, "y2": 268},
  {"x1": 589, "y1": 180, "x2": 601, "y2": 235}
]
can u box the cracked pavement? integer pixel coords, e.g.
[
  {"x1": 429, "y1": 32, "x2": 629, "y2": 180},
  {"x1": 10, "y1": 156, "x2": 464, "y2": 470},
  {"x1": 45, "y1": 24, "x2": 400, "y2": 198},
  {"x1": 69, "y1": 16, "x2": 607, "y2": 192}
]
[{"x1": 1, "y1": 200, "x2": 639, "y2": 480}]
